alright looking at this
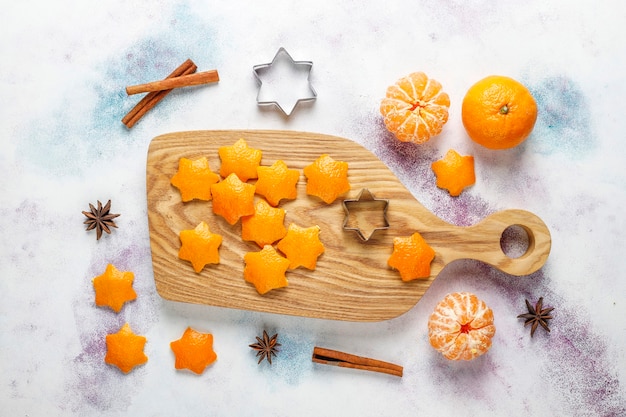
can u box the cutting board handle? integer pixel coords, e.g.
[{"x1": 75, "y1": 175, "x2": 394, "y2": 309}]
[{"x1": 435, "y1": 209, "x2": 551, "y2": 276}]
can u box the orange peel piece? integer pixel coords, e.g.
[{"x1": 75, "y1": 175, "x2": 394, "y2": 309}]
[
  {"x1": 387, "y1": 232, "x2": 436, "y2": 281},
  {"x1": 170, "y1": 157, "x2": 220, "y2": 202},
  {"x1": 431, "y1": 149, "x2": 475, "y2": 197},
  {"x1": 276, "y1": 223, "x2": 325, "y2": 270},
  {"x1": 218, "y1": 138, "x2": 263, "y2": 181},
  {"x1": 170, "y1": 327, "x2": 217, "y2": 374},
  {"x1": 243, "y1": 245, "x2": 290, "y2": 295},
  {"x1": 178, "y1": 221, "x2": 223, "y2": 273},
  {"x1": 210, "y1": 173, "x2": 256, "y2": 225},
  {"x1": 241, "y1": 199, "x2": 287, "y2": 247},
  {"x1": 255, "y1": 160, "x2": 300, "y2": 206},
  {"x1": 92, "y1": 263, "x2": 137, "y2": 313},
  {"x1": 105, "y1": 323, "x2": 148, "y2": 373},
  {"x1": 303, "y1": 154, "x2": 350, "y2": 204}
]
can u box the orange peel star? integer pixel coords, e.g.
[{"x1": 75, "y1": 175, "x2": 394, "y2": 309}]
[
  {"x1": 387, "y1": 232, "x2": 436, "y2": 281},
  {"x1": 241, "y1": 199, "x2": 287, "y2": 247},
  {"x1": 431, "y1": 149, "x2": 476, "y2": 197},
  {"x1": 92, "y1": 263, "x2": 137, "y2": 313},
  {"x1": 210, "y1": 173, "x2": 256, "y2": 225},
  {"x1": 178, "y1": 221, "x2": 223, "y2": 273},
  {"x1": 303, "y1": 154, "x2": 350, "y2": 204},
  {"x1": 170, "y1": 327, "x2": 217, "y2": 375},
  {"x1": 255, "y1": 160, "x2": 300, "y2": 206},
  {"x1": 218, "y1": 138, "x2": 263, "y2": 181},
  {"x1": 170, "y1": 157, "x2": 220, "y2": 202},
  {"x1": 244, "y1": 245, "x2": 290, "y2": 295},
  {"x1": 276, "y1": 223, "x2": 325, "y2": 270},
  {"x1": 105, "y1": 323, "x2": 148, "y2": 374}
]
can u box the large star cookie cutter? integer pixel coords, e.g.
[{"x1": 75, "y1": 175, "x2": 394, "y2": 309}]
[
  {"x1": 342, "y1": 189, "x2": 390, "y2": 241},
  {"x1": 253, "y1": 47, "x2": 317, "y2": 116}
]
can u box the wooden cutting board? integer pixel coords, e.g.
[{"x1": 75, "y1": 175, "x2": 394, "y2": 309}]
[{"x1": 146, "y1": 130, "x2": 551, "y2": 322}]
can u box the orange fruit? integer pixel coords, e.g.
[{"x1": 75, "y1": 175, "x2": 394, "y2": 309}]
[
  {"x1": 210, "y1": 173, "x2": 256, "y2": 225},
  {"x1": 431, "y1": 149, "x2": 475, "y2": 197},
  {"x1": 178, "y1": 221, "x2": 223, "y2": 273},
  {"x1": 170, "y1": 327, "x2": 217, "y2": 375},
  {"x1": 387, "y1": 232, "x2": 436, "y2": 281},
  {"x1": 105, "y1": 323, "x2": 148, "y2": 373},
  {"x1": 428, "y1": 292, "x2": 496, "y2": 361},
  {"x1": 276, "y1": 223, "x2": 325, "y2": 270},
  {"x1": 218, "y1": 138, "x2": 263, "y2": 181},
  {"x1": 170, "y1": 157, "x2": 220, "y2": 202},
  {"x1": 380, "y1": 72, "x2": 450, "y2": 144},
  {"x1": 255, "y1": 160, "x2": 300, "y2": 206},
  {"x1": 461, "y1": 75, "x2": 538, "y2": 149},
  {"x1": 243, "y1": 245, "x2": 290, "y2": 295},
  {"x1": 303, "y1": 154, "x2": 350, "y2": 204},
  {"x1": 241, "y1": 199, "x2": 287, "y2": 247},
  {"x1": 92, "y1": 264, "x2": 137, "y2": 313}
]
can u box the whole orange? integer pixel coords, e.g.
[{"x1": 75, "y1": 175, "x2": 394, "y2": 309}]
[{"x1": 461, "y1": 75, "x2": 537, "y2": 150}]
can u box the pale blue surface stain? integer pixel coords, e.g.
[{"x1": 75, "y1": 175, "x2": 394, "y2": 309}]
[
  {"x1": 17, "y1": 4, "x2": 221, "y2": 177},
  {"x1": 528, "y1": 76, "x2": 594, "y2": 158}
]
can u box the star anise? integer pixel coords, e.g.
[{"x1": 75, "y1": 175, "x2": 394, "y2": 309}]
[
  {"x1": 517, "y1": 297, "x2": 554, "y2": 337},
  {"x1": 82, "y1": 200, "x2": 120, "y2": 240},
  {"x1": 249, "y1": 330, "x2": 281, "y2": 364}
]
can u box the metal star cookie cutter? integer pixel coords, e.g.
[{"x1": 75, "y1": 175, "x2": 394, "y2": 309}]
[
  {"x1": 342, "y1": 189, "x2": 390, "y2": 241},
  {"x1": 252, "y1": 47, "x2": 317, "y2": 116}
]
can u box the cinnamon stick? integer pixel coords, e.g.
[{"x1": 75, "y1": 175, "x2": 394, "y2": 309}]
[
  {"x1": 125, "y1": 70, "x2": 219, "y2": 95},
  {"x1": 312, "y1": 346, "x2": 403, "y2": 377},
  {"x1": 122, "y1": 59, "x2": 197, "y2": 128}
]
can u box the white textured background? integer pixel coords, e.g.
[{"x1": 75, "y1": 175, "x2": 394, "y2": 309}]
[{"x1": 1, "y1": 1, "x2": 625, "y2": 416}]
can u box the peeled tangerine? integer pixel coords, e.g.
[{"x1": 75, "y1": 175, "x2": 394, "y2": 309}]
[{"x1": 428, "y1": 292, "x2": 496, "y2": 361}]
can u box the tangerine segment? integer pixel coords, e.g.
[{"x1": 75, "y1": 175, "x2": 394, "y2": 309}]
[
  {"x1": 462, "y1": 75, "x2": 538, "y2": 149},
  {"x1": 387, "y1": 232, "x2": 435, "y2": 281},
  {"x1": 244, "y1": 245, "x2": 290, "y2": 295},
  {"x1": 218, "y1": 138, "x2": 263, "y2": 181},
  {"x1": 170, "y1": 327, "x2": 217, "y2": 375},
  {"x1": 255, "y1": 160, "x2": 300, "y2": 206},
  {"x1": 105, "y1": 323, "x2": 148, "y2": 374},
  {"x1": 178, "y1": 221, "x2": 223, "y2": 273},
  {"x1": 170, "y1": 157, "x2": 220, "y2": 202},
  {"x1": 428, "y1": 292, "x2": 496, "y2": 361},
  {"x1": 431, "y1": 149, "x2": 475, "y2": 197},
  {"x1": 92, "y1": 263, "x2": 137, "y2": 313},
  {"x1": 241, "y1": 199, "x2": 287, "y2": 247},
  {"x1": 380, "y1": 72, "x2": 450, "y2": 144},
  {"x1": 211, "y1": 173, "x2": 256, "y2": 225},
  {"x1": 276, "y1": 223, "x2": 325, "y2": 270},
  {"x1": 303, "y1": 154, "x2": 350, "y2": 204}
]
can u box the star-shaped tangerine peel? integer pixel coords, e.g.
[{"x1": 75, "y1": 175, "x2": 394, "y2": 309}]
[
  {"x1": 178, "y1": 221, "x2": 223, "y2": 273},
  {"x1": 218, "y1": 138, "x2": 263, "y2": 182},
  {"x1": 105, "y1": 323, "x2": 148, "y2": 373},
  {"x1": 241, "y1": 199, "x2": 287, "y2": 247},
  {"x1": 170, "y1": 327, "x2": 217, "y2": 375},
  {"x1": 244, "y1": 245, "x2": 290, "y2": 295},
  {"x1": 92, "y1": 263, "x2": 137, "y2": 313},
  {"x1": 303, "y1": 154, "x2": 350, "y2": 204},
  {"x1": 255, "y1": 160, "x2": 300, "y2": 206},
  {"x1": 387, "y1": 232, "x2": 436, "y2": 281},
  {"x1": 170, "y1": 157, "x2": 220, "y2": 202},
  {"x1": 276, "y1": 223, "x2": 325, "y2": 270},
  {"x1": 210, "y1": 173, "x2": 256, "y2": 225},
  {"x1": 431, "y1": 149, "x2": 475, "y2": 197}
]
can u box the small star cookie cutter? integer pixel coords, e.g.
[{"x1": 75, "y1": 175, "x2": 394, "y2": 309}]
[
  {"x1": 252, "y1": 47, "x2": 317, "y2": 116},
  {"x1": 342, "y1": 189, "x2": 390, "y2": 241}
]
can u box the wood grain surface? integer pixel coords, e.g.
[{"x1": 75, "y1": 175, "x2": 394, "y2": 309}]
[{"x1": 146, "y1": 130, "x2": 551, "y2": 321}]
